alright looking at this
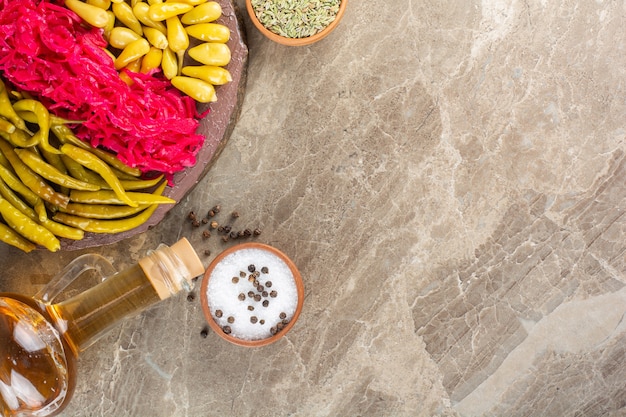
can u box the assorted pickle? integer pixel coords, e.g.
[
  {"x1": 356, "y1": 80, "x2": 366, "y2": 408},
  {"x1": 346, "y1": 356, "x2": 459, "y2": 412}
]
[
  {"x1": 67, "y1": 0, "x2": 232, "y2": 103},
  {"x1": 0, "y1": 1, "x2": 236, "y2": 252}
]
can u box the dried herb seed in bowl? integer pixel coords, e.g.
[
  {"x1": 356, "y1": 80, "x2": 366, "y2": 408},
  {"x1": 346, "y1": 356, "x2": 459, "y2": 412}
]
[{"x1": 251, "y1": 0, "x2": 341, "y2": 39}]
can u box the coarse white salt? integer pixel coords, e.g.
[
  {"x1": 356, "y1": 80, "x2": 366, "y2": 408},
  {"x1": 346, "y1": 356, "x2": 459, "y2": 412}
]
[{"x1": 205, "y1": 247, "x2": 298, "y2": 341}]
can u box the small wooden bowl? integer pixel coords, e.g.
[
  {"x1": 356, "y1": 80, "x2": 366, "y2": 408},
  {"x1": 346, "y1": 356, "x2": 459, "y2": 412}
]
[
  {"x1": 200, "y1": 243, "x2": 304, "y2": 347},
  {"x1": 246, "y1": 0, "x2": 347, "y2": 46}
]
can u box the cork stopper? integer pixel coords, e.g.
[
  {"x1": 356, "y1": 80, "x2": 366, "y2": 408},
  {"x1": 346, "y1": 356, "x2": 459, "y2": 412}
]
[
  {"x1": 139, "y1": 238, "x2": 206, "y2": 300},
  {"x1": 169, "y1": 238, "x2": 205, "y2": 284}
]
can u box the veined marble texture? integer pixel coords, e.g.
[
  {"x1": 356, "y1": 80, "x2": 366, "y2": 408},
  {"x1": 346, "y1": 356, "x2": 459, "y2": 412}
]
[{"x1": 1, "y1": 0, "x2": 625, "y2": 416}]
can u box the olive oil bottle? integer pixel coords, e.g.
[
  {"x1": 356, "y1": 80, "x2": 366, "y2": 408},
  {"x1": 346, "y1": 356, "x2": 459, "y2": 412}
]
[{"x1": 0, "y1": 238, "x2": 205, "y2": 417}]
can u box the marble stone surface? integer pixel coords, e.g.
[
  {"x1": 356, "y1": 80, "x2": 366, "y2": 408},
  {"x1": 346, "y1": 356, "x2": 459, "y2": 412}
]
[{"x1": 1, "y1": 0, "x2": 625, "y2": 416}]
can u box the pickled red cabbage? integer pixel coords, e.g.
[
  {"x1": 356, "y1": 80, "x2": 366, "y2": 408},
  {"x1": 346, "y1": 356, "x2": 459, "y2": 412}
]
[{"x1": 0, "y1": 0, "x2": 206, "y2": 179}]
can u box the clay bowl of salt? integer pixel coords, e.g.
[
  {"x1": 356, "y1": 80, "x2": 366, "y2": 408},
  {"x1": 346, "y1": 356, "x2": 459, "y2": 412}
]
[{"x1": 200, "y1": 243, "x2": 304, "y2": 347}]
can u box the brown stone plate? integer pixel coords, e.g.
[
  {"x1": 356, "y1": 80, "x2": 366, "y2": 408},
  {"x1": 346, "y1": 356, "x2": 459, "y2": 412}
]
[{"x1": 60, "y1": 1, "x2": 248, "y2": 251}]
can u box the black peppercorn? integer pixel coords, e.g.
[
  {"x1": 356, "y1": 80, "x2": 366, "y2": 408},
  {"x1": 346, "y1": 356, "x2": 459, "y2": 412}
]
[
  {"x1": 188, "y1": 211, "x2": 197, "y2": 220},
  {"x1": 201, "y1": 218, "x2": 209, "y2": 224},
  {"x1": 237, "y1": 230, "x2": 245, "y2": 238},
  {"x1": 212, "y1": 205, "x2": 221, "y2": 214},
  {"x1": 250, "y1": 316, "x2": 258, "y2": 324},
  {"x1": 229, "y1": 231, "x2": 238, "y2": 239},
  {"x1": 265, "y1": 281, "x2": 272, "y2": 287},
  {"x1": 200, "y1": 327, "x2": 209, "y2": 338},
  {"x1": 192, "y1": 219, "x2": 200, "y2": 227},
  {"x1": 218, "y1": 226, "x2": 225, "y2": 233},
  {"x1": 202, "y1": 230, "x2": 211, "y2": 239},
  {"x1": 221, "y1": 236, "x2": 229, "y2": 243},
  {"x1": 223, "y1": 326, "x2": 231, "y2": 334},
  {"x1": 240, "y1": 271, "x2": 247, "y2": 278},
  {"x1": 247, "y1": 305, "x2": 254, "y2": 311},
  {"x1": 248, "y1": 291, "x2": 255, "y2": 298},
  {"x1": 186, "y1": 293, "x2": 196, "y2": 302},
  {"x1": 204, "y1": 249, "x2": 211, "y2": 256},
  {"x1": 223, "y1": 225, "x2": 232, "y2": 234},
  {"x1": 270, "y1": 290, "x2": 278, "y2": 298},
  {"x1": 262, "y1": 300, "x2": 269, "y2": 307},
  {"x1": 248, "y1": 264, "x2": 256, "y2": 273},
  {"x1": 262, "y1": 291, "x2": 268, "y2": 297},
  {"x1": 238, "y1": 293, "x2": 245, "y2": 301},
  {"x1": 208, "y1": 209, "x2": 216, "y2": 217},
  {"x1": 257, "y1": 285, "x2": 264, "y2": 292},
  {"x1": 254, "y1": 294, "x2": 262, "y2": 302},
  {"x1": 261, "y1": 266, "x2": 269, "y2": 274},
  {"x1": 231, "y1": 211, "x2": 240, "y2": 218},
  {"x1": 227, "y1": 316, "x2": 235, "y2": 324},
  {"x1": 279, "y1": 312, "x2": 287, "y2": 319},
  {"x1": 243, "y1": 228, "x2": 252, "y2": 237},
  {"x1": 253, "y1": 228, "x2": 262, "y2": 236},
  {"x1": 215, "y1": 309, "x2": 223, "y2": 318},
  {"x1": 260, "y1": 319, "x2": 265, "y2": 325},
  {"x1": 232, "y1": 276, "x2": 239, "y2": 284},
  {"x1": 270, "y1": 327, "x2": 277, "y2": 335}
]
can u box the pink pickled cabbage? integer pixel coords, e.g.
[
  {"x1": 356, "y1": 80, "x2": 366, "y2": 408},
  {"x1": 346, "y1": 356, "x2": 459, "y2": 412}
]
[{"x1": 0, "y1": 0, "x2": 206, "y2": 180}]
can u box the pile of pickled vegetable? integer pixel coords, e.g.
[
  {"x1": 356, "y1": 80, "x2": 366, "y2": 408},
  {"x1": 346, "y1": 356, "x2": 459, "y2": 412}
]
[
  {"x1": 0, "y1": 0, "x2": 204, "y2": 176},
  {"x1": 0, "y1": 0, "x2": 235, "y2": 252}
]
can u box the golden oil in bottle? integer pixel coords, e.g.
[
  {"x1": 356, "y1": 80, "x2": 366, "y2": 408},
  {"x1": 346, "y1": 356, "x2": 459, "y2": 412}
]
[
  {"x1": 48, "y1": 264, "x2": 162, "y2": 355},
  {"x1": 0, "y1": 294, "x2": 77, "y2": 417}
]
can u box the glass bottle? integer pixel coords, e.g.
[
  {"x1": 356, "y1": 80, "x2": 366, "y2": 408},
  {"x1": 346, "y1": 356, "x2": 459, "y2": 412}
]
[{"x1": 0, "y1": 238, "x2": 205, "y2": 417}]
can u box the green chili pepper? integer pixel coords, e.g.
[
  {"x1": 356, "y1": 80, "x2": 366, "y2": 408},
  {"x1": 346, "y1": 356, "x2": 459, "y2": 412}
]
[
  {"x1": 68, "y1": 188, "x2": 175, "y2": 205},
  {"x1": 52, "y1": 124, "x2": 142, "y2": 178},
  {"x1": 0, "y1": 175, "x2": 34, "y2": 219},
  {"x1": 12, "y1": 99, "x2": 58, "y2": 155},
  {"x1": 0, "y1": 176, "x2": 83, "y2": 241},
  {"x1": 0, "y1": 163, "x2": 39, "y2": 206},
  {"x1": 59, "y1": 202, "x2": 149, "y2": 219},
  {"x1": 15, "y1": 149, "x2": 101, "y2": 191},
  {"x1": 53, "y1": 183, "x2": 167, "y2": 233},
  {"x1": 0, "y1": 118, "x2": 15, "y2": 134},
  {"x1": 0, "y1": 221, "x2": 36, "y2": 253},
  {"x1": 0, "y1": 196, "x2": 60, "y2": 252},
  {"x1": 0, "y1": 80, "x2": 29, "y2": 133},
  {"x1": 0, "y1": 129, "x2": 39, "y2": 148},
  {"x1": 0, "y1": 138, "x2": 70, "y2": 208},
  {"x1": 60, "y1": 143, "x2": 138, "y2": 207}
]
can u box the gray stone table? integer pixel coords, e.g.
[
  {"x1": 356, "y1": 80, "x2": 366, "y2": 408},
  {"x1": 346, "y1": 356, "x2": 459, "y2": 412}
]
[{"x1": 1, "y1": 1, "x2": 625, "y2": 416}]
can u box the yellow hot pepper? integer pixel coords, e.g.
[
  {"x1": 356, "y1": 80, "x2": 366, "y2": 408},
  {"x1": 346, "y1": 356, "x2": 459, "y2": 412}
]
[
  {"x1": 161, "y1": 47, "x2": 178, "y2": 79},
  {"x1": 143, "y1": 26, "x2": 169, "y2": 49},
  {"x1": 141, "y1": 47, "x2": 164, "y2": 73},
  {"x1": 171, "y1": 76, "x2": 216, "y2": 103},
  {"x1": 187, "y1": 42, "x2": 231, "y2": 66},
  {"x1": 133, "y1": 2, "x2": 168, "y2": 32},
  {"x1": 185, "y1": 23, "x2": 230, "y2": 43},
  {"x1": 180, "y1": 2, "x2": 221, "y2": 25},
  {"x1": 112, "y1": 1, "x2": 144, "y2": 35},
  {"x1": 108, "y1": 27, "x2": 143, "y2": 49},
  {"x1": 65, "y1": 0, "x2": 110, "y2": 28},
  {"x1": 166, "y1": 16, "x2": 189, "y2": 53},
  {"x1": 114, "y1": 38, "x2": 151, "y2": 70},
  {"x1": 182, "y1": 65, "x2": 232, "y2": 85},
  {"x1": 148, "y1": 2, "x2": 193, "y2": 21}
]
